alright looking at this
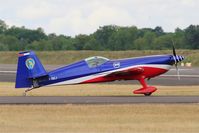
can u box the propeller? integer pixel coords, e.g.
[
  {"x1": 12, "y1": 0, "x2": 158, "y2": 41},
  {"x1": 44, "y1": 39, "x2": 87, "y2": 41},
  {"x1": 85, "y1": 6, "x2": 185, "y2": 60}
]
[{"x1": 172, "y1": 41, "x2": 180, "y2": 80}]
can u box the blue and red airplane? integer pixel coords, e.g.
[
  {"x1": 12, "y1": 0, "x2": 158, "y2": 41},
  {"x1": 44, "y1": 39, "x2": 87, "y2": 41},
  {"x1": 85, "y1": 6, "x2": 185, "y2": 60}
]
[{"x1": 15, "y1": 47, "x2": 184, "y2": 96}]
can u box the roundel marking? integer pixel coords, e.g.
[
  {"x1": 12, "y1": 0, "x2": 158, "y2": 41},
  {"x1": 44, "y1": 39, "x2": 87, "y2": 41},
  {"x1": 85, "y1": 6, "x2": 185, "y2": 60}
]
[
  {"x1": 113, "y1": 62, "x2": 120, "y2": 68},
  {"x1": 25, "y1": 58, "x2": 35, "y2": 70}
]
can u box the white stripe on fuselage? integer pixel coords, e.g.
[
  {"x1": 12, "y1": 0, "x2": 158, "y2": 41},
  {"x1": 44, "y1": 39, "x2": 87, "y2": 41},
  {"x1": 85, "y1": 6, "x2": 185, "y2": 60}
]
[{"x1": 47, "y1": 64, "x2": 171, "y2": 86}]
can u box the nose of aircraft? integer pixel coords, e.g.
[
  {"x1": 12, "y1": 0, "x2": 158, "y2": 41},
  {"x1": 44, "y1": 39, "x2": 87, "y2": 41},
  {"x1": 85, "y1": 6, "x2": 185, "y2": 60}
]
[{"x1": 173, "y1": 55, "x2": 185, "y2": 63}]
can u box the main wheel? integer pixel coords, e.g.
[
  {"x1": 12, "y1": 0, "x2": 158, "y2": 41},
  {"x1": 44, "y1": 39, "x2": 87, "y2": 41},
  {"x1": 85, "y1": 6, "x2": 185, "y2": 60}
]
[{"x1": 144, "y1": 93, "x2": 152, "y2": 96}]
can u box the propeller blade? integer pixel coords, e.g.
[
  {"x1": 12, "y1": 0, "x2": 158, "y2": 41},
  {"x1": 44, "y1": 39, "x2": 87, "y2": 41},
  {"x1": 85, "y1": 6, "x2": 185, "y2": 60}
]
[
  {"x1": 172, "y1": 40, "x2": 176, "y2": 57},
  {"x1": 172, "y1": 40, "x2": 180, "y2": 80},
  {"x1": 175, "y1": 64, "x2": 180, "y2": 80}
]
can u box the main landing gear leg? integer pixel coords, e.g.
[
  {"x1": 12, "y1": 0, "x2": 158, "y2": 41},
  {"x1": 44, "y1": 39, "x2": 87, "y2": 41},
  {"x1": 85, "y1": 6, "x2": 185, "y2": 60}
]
[{"x1": 133, "y1": 77, "x2": 157, "y2": 96}]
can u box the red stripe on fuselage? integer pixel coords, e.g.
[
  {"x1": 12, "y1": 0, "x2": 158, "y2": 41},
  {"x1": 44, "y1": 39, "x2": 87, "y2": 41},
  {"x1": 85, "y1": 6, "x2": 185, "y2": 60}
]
[{"x1": 82, "y1": 66, "x2": 168, "y2": 83}]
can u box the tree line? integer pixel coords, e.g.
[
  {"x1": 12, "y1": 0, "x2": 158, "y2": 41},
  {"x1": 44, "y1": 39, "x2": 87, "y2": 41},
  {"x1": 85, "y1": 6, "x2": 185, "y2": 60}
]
[{"x1": 0, "y1": 19, "x2": 199, "y2": 51}]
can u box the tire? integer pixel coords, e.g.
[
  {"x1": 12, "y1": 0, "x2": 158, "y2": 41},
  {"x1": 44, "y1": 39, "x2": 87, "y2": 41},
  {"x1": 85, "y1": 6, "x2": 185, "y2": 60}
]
[{"x1": 144, "y1": 93, "x2": 152, "y2": 96}]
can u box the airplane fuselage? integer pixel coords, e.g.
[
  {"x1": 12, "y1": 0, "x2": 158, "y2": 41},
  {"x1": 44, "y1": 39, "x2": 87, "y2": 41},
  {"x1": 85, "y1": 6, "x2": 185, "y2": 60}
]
[{"x1": 37, "y1": 54, "x2": 183, "y2": 87}]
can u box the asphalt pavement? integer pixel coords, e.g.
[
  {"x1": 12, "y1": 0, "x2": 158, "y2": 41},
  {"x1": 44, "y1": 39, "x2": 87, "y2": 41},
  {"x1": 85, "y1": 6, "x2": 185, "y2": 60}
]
[{"x1": 0, "y1": 96, "x2": 199, "y2": 104}]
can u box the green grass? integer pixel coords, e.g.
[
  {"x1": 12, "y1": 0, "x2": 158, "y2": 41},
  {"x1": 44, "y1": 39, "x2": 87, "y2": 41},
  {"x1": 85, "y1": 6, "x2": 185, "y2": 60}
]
[{"x1": 0, "y1": 50, "x2": 197, "y2": 66}]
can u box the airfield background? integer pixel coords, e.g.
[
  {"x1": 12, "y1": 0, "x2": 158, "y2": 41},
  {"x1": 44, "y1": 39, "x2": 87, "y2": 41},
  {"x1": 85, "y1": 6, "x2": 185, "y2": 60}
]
[
  {"x1": 0, "y1": 19, "x2": 199, "y2": 133},
  {"x1": 0, "y1": 19, "x2": 199, "y2": 51}
]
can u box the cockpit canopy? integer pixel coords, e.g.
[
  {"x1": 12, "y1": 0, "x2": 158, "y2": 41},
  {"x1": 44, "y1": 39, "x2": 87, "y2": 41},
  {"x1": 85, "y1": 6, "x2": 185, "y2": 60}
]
[{"x1": 85, "y1": 56, "x2": 109, "y2": 68}]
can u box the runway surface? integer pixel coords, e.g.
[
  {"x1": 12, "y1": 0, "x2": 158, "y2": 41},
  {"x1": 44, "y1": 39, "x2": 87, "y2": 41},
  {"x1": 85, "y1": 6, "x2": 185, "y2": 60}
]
[
  {"x1": 0, "y1": 96, "x2": 199, "y2": 104},
  {"x1": 1, "y1": 64, "x2": 199, "y2": 85},
  {"x1": 1, "y1": 65, "x2": 198, "y2": 105}
]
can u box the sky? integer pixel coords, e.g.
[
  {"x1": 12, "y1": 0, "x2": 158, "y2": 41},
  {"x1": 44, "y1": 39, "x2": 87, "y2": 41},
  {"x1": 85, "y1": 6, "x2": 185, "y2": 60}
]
[{"x1": 0, "y1": 0, "x2": 199, "y2": 36}]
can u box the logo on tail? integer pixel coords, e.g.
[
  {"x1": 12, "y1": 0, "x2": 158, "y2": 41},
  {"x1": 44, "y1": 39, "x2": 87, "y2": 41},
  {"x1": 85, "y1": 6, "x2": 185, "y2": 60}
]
[{"x1": 25, "y1": 58, "x2": 35, "y2": 70}]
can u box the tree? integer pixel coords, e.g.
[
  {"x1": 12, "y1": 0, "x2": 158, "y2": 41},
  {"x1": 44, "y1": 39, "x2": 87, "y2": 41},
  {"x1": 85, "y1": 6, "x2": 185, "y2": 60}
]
[
  {"x1": 153, "y1": 26, "x2": 164, "y2": 36},
  {"x1": 61, "y1": 36, "x2": 76, "y2": 50},
  {"x1": 0, "y1": 35, "x2": 20, "y2": 50},
  {"x1": 0, "y1": 43, "x2": 8, "y2": 51},
  {"x1": 107, "y1": 26, "x2": 138, "y2": 50},
  {"x1": 26, "y1": 40, "x2": 50, "y2": 51},
  {"x1": 0, "y1": 20, "x2": 8, "y2": 34},
  {"x1": 134, "y1": 31, "x2": 156, "y2": 50},
  {"x1": 83, "y1": 35, "x2": 102, "y2": 50},
  {"x1": 134, "y1": 37, "x2": 146, "y2": 50},
  {"x1": 73, "y1": 34, "x2": 90, "y2": 50},
  {"x1": 5, "y1": 26, "x2": 47, "y2": 43},
  {"x1": 93, "y1": 25, "x2": 119, "y2": 50},
  {"x1": 174, "y1": 28, "x2": 186, "y2": 49},
  {"x1": 184, "y1": 25, "x2": 199, "y2": 49},
  {"x1": 153, "y1": 34, "x2": 173, "y2": 50}
]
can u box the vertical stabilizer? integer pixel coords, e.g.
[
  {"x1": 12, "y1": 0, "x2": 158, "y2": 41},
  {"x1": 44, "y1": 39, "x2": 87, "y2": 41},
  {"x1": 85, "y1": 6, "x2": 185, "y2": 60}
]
[{"x1": 15, "y1": 51, "x2": 47, "y2": 88}]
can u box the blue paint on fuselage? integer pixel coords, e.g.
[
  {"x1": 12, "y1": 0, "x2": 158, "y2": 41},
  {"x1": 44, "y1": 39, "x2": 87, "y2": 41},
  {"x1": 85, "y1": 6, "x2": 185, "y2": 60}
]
[
  {"x1": 99, "y1": 55, "x2": 174, "y2": 73},
  {"x1": 38, "y1": 54, "x2": 179, "y2": 86}
]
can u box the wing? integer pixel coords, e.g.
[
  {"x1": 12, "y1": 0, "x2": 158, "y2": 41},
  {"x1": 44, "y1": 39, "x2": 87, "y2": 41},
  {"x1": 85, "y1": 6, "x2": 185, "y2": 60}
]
[{"x1": 105, "y1": 67, "x2": 144, "y2": 77}]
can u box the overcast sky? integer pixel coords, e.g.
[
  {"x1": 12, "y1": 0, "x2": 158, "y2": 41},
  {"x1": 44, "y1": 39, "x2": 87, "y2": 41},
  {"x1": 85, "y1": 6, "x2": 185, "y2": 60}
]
[{"x1": 0, "y1": 0, "x2": 199, "y2": 36}]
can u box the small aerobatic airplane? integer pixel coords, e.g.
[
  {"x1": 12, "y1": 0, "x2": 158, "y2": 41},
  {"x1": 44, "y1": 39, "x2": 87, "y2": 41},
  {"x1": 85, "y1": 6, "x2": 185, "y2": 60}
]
[{"x1": 15, "y1": 46, "x2": 184, "y2": 96}]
